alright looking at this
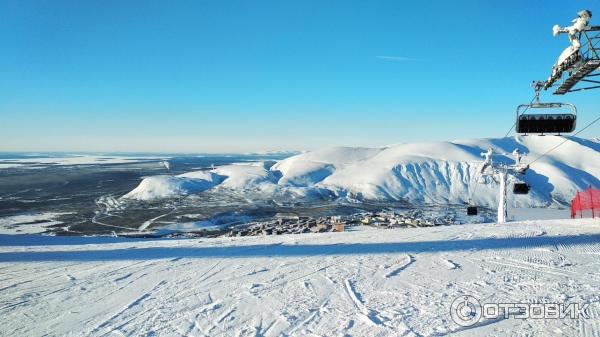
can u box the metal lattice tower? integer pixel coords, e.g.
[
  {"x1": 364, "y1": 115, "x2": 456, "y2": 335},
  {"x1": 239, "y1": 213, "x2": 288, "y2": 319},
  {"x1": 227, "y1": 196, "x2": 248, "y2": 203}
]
[{"x1": 545, "y1": 25, "x2": 600, "y2": 94}]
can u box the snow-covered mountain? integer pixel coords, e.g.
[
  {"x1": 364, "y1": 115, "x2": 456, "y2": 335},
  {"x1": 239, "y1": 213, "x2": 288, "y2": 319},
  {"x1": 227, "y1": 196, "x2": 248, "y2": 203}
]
[{"x1": 121, "y1": 136, "x2": 600, "y2": 208}]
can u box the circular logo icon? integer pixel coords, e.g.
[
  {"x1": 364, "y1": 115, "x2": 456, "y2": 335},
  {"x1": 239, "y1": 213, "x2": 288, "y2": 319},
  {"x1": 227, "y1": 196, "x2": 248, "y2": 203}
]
[{"x1": 450, "y1": 295, "x2": 482, "y2": 327}]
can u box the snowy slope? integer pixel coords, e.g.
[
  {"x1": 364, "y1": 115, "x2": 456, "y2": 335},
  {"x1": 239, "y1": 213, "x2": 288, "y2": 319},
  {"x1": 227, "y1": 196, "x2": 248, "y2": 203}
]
[
  {"x1": 121, "y1": 171, "x2": 224, "y2": 200},
  {"x1": 122, "y1": 136, "x2": 600, "y2": 207},
  {"x1": 1, "y1": 219, "x2": 599, "y2": 336}
]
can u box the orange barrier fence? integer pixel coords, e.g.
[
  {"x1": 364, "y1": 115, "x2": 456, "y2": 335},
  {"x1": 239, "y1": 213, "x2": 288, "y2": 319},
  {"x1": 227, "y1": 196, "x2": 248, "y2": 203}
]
[{"x1": 571, "y1": 187, "x2": 600, "y2": 219}]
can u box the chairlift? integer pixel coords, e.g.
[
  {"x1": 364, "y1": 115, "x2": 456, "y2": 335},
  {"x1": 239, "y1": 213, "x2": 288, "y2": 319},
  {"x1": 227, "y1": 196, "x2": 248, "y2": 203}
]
[
  {"x1": 467, "y1": 206, "x2": 478, "y2": 216},
  {"x1": 516, "y1": 102, "x2": 577, "y2": 134},
  {"x1": 513, "y1": 182, "x2": 531, "y2": 195}
]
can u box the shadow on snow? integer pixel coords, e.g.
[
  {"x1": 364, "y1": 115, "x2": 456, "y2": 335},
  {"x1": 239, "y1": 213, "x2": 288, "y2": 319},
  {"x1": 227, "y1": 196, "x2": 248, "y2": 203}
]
[{"x1": 0, "y1": 233, "x2": 599, "y2": 262}]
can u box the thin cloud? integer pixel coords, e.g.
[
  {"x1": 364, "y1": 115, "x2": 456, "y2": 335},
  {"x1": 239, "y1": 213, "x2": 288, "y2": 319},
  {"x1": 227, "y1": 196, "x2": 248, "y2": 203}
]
[{"x1": 376, "y1": 55, "x2": 418, "y2": 62}]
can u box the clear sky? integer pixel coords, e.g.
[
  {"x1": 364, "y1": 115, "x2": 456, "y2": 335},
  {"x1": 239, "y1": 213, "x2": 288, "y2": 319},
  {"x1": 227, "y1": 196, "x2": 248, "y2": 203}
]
[{"x1": 1, "y1": 1, "x2": 599, "y2": 153}]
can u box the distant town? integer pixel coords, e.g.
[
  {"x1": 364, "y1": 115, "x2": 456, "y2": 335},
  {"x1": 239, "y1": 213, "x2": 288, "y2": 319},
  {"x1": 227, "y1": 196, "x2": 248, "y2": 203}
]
[{"x1": 225, "y1": 209, "x2": 461, "y2": 237}]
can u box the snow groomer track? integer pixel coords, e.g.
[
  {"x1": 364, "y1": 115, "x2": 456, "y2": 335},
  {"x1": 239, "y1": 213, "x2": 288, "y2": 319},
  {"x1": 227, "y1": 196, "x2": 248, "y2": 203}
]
[{"x1": 1, "y1": 219, "x2": 600, "y2": 336}]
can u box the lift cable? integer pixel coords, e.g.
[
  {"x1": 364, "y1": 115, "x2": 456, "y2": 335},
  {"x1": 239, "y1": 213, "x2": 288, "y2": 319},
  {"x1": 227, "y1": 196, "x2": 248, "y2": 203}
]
[
  {"x1": 467, "y1": 168, "x2": 482, "y2": 206},
  {"x1": 502, "y1": 94, "x2": 538, "y2": 138},
  {"x1": 470, "y1": 94, "x2": 537, "y2": 204},
  {"x1": 470, "y1": 99, "x2": 592, "y2": 207},
  {"x1": 529, "y1": 114, "x2": 600, "y2": 165}
]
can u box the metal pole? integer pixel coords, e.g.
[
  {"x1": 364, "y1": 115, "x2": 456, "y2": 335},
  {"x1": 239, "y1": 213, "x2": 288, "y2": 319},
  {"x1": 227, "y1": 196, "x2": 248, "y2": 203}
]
[
  {"x1": 497, "y1": 169, "x2": 507, "y2": 224},
  {"x1": 578, "y1": 192, "x2": 583, "y2": 219},
  {"x1": 590, "y1": 187, "x2": 595, "y2": 219}
]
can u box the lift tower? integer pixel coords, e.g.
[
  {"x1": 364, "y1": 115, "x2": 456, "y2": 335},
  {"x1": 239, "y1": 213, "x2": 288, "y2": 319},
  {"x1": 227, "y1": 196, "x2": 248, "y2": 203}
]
[{"x1": 480, "y1": 149, "x2": 529, "y2": 224}]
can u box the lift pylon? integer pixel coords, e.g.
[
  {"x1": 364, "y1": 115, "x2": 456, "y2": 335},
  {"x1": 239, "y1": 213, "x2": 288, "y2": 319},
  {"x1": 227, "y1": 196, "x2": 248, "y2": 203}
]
[{"x1": 474, "y1": 149, "x2": 529, "y2": 224}]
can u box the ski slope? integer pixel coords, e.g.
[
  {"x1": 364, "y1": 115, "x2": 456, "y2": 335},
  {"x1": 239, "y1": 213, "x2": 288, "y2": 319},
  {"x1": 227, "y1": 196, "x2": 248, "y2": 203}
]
[
  {"x1": 122, "y1": 136, "x2": 600, "y2": 208},
  {"x1": 1, "y1": 219, "x2": 599, "y2": 336}
]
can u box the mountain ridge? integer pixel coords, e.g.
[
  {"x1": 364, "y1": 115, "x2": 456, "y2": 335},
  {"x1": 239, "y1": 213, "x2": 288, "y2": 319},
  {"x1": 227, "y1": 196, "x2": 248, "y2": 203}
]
[{"x1": 122, "y1": 136, "x2": 600, "y2": 208}]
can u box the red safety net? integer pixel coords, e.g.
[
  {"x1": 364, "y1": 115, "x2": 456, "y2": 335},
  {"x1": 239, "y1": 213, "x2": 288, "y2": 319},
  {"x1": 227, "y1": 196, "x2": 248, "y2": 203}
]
[{"x1": 571, "y1": 187, "x2": 600, "y2": 219}]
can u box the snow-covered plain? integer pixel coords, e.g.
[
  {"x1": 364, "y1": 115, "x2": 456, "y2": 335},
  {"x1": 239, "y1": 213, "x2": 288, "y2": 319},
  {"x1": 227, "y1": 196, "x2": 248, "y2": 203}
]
[
  {"x1": 122, "y1": 136, "x2": 600, "y2": 209},
  {"x1": 0, "y1": 154, "x2": 163, "y2": 167},
  {"x1": 1, "y1": 219, "x2": 599, "y2": 336},
  {"x1": 0, "y1": 163, "x2": 24, "y2": 169},
  {"x1": 0, "y1": 212, "x2": 72, "y2": 234}
]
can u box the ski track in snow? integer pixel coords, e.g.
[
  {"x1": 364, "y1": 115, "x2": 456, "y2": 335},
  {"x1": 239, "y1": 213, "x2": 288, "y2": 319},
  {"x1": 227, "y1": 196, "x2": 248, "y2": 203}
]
[
  {"x1": 385, "y1": 254, "x2": 415, "y2": 278},
  {"x1": 343, "y1": 278, "x2": 385, "y2": 327},
  {"x1": 441, "y1": 259, "x2": 461, "y2": 270},
  {"x1": 1, "y1": 219, "x2": 600, "y2": 336}
]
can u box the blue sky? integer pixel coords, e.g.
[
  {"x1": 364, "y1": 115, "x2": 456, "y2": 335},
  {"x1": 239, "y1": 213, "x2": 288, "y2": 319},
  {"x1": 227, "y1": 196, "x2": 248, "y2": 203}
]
[{"x1": 1, "y1": 1, "x2": 599, "y2": 152}]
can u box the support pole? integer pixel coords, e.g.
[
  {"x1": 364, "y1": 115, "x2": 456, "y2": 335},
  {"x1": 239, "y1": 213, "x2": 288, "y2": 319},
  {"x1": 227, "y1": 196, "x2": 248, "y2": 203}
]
[
  {"x1": 578, "y1": 192, "x2": 583, "y2": 219},
  {"x1": 498, "y1": 170, "x2": 508, "y2": 224},
  {"x1": 590, "y1": 187, "x2": 595, "y2": 219}
]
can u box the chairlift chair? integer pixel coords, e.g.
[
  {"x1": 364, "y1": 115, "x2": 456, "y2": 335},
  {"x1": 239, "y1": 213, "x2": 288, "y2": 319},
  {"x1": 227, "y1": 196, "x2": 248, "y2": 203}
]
[
  {"x1": 516, "y1": 102, "x2": 577, "y2": 134},
  {"x1": 513, "y1": 182, "x2": 531, "y2": 195},
  {"x1": 467, "y1": 206, "x2": 478, "y2": 216}
]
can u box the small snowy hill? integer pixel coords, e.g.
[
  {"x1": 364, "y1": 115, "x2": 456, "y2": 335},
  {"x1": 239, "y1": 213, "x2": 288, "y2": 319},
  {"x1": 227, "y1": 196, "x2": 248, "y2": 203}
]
[{"x1": 122, "y1": 136, "x2": 600, "y2": 208}]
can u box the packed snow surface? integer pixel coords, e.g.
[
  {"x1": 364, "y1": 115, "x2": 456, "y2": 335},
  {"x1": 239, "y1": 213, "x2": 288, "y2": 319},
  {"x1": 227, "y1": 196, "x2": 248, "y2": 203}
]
[
  {"x1": 122, "y1": 136, "x2": 600, "y2": 208},
  {"x1": 1, "y1": 219, "x2": 599, "y2": 336}
]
